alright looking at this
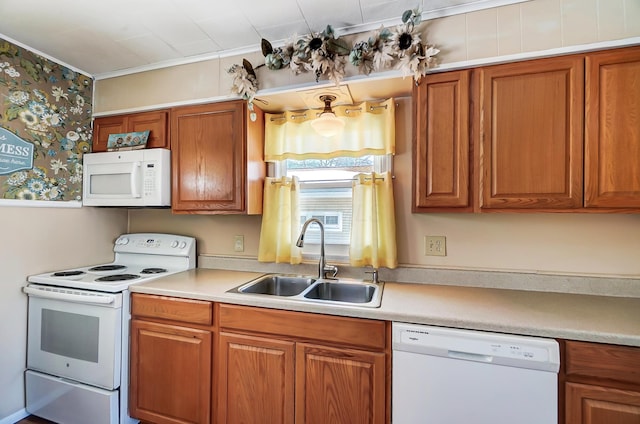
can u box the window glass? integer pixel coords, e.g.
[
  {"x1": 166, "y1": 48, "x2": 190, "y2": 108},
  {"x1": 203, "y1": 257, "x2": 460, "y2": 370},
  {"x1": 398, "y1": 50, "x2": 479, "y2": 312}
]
[{"x1": 281, "y1": 155, "x2": 389, "y2": 259}]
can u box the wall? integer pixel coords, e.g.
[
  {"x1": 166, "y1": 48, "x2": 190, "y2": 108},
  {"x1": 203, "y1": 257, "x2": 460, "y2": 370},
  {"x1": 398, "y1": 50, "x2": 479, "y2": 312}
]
[{"x1": 0, "y1": 206, "x2": 128, "y2": 421}]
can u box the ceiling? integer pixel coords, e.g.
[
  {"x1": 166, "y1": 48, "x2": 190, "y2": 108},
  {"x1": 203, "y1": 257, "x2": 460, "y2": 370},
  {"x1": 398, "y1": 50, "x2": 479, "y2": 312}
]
[
  {"x1": 0, "y1": 0, "x2": 515, "y2": 112},
  {"x1": 0, "y1": 0, "x2": 510, "y2": 78}
]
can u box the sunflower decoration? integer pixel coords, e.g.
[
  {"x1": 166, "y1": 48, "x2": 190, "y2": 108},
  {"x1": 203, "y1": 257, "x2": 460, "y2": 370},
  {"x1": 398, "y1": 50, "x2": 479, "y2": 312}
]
[
  {"x1": 226, "y1": 8, "x2": 440, "y2": 96},
  {"x1": 227, "y1": 59, "x2": 258, "y2": 102},
  {"x1": 388, "y1": 8, "x2": 439, "y2": 82},
  {"x1": 291, "y1": 26, "x2": 350, "y2": 84}
]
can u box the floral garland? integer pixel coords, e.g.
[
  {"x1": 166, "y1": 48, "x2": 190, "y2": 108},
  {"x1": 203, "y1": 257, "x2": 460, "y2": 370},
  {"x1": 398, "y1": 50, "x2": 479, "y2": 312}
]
[{"x1": 227, "y1": 8, "x2": 439, "y2": 103}]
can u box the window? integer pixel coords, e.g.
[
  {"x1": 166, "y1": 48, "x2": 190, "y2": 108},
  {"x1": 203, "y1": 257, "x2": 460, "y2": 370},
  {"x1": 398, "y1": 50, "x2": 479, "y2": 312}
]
[
  {"x1": 274, "y1": 155, "x2": 391, "y2": 259},
  {"x1": 259, "y1": 98, "x2": 396, "y2": 266}
]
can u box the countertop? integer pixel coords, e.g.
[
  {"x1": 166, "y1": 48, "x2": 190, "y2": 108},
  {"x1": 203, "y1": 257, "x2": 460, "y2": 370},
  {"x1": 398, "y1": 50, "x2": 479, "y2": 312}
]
[{"x1": 130, "y1": 268, "x2": 640, "y2": 347}]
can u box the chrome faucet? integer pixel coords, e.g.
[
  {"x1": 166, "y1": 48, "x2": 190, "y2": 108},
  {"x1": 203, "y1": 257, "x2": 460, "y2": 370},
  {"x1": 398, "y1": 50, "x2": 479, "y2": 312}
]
[{"x1": 296, "y1": 218, "x2": 338, "y2": 279}]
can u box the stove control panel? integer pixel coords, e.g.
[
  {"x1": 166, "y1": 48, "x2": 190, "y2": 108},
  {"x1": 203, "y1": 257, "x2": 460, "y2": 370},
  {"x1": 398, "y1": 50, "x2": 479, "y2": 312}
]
[{"x1": 114, "y1": 233, "x2": 196, "y2": 258}]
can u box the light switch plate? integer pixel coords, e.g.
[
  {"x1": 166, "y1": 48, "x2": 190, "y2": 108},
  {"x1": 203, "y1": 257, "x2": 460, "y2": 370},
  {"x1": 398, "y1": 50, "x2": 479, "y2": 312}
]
[{"x1": 234, "y1": 235, "x2": 244, "y2": 252}]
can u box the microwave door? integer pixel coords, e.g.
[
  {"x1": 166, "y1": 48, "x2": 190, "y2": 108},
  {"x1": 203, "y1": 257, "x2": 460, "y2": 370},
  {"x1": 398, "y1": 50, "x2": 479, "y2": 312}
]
[{"x1": 84, "y1": 161, "x2": 143, "y2": 205}]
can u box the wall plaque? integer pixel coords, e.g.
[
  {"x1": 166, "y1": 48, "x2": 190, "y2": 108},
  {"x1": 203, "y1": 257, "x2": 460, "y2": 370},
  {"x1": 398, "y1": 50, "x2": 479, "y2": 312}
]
[{"x1": 0, "y1": 127, "x2": 34, "y2": 175}]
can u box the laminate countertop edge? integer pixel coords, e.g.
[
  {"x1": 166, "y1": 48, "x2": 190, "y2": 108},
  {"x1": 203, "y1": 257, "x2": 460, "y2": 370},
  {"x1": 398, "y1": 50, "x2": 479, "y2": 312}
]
[{"x1": 129, "y1": 268, "x2": 640, "y2": 347}]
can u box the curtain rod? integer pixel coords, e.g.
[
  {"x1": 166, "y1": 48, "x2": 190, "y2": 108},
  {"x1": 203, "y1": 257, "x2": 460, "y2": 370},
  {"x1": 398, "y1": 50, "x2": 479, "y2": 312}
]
[
  {"x1": 269, "y1": 103, "x2": 390, "y2": 122},
  {"x1": 270, "y1": 175, "x2": 395, "y2": 184}
]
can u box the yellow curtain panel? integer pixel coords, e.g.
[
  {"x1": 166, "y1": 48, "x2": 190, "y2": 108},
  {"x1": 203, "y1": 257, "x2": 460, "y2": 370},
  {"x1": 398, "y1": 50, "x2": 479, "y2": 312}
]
[
  {"x1": 264, "y1": 98, "x2": 395, "y2": 160},
  {"x1": 349, "y1": 172, "x2": 398, "y2": 269},
  {"x1": 257, "y1": 176, "x2": 302, "y2": 264}
]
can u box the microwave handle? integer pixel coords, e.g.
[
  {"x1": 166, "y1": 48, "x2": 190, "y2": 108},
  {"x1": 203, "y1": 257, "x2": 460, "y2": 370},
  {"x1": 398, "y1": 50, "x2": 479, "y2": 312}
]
[
  {"x1": 131, "y1": 161, "x2": 142, "y2": 198},
  {"x1": 23, "y1": 286, "x2": 116, "y2": 305}
]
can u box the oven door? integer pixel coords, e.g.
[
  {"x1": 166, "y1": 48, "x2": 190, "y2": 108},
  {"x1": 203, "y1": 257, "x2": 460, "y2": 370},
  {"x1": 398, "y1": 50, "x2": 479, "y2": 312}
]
[{"x1": 24, "y1": 284, "x2": 123, "y2": 390}]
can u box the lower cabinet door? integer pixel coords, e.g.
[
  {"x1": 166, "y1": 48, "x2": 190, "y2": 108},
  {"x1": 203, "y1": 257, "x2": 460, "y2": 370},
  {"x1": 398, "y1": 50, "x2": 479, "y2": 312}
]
[
  {"x1": 218, "y1": 332, "x2": 295, "y2": 424},
  {"x1": 296, "y1": 343, "x2": 386, "y2": 424},
  {"x1": 129, "y1": 320, "x2": 211, "y2": 424},
  {"x1": 566, "y1": 382, "x2": 640, "y2": 424}
]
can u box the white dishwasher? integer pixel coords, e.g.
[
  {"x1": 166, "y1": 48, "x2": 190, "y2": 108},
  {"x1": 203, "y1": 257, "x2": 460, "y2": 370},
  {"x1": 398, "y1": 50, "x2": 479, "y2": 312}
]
[{"x1": 392, "y1": 322, "x2": 560, "y2": 424}]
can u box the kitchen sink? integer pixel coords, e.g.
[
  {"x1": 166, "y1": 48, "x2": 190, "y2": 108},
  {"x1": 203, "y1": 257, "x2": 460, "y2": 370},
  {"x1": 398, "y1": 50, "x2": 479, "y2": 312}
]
[
  {"x1": 304, "y1": 282, "x2": 377, "y2": 303},
  {"x1": 235, "y1": 275, "x2": 316, "y2": 296},
  {"x1": 229, "y1": 275, "x2": 383, "y2": 308}
]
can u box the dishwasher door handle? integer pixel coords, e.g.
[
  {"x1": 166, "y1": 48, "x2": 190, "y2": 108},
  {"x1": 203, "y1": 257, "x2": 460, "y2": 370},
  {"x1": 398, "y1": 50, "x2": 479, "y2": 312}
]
[{"x1": 447, "y1": 350, "x2": 494, "y2": 363}]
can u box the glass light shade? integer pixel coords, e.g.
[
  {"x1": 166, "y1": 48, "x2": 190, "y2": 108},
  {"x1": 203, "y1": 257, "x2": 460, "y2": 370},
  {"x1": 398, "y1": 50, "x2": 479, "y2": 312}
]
[{"x1": 311, "y1": 112, "x2": 345, "y2": 137}]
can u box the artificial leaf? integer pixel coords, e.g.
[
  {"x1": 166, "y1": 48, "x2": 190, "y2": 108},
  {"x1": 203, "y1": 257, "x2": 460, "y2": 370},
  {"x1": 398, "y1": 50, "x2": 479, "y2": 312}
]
[
  {"x1": 326, "y1": 38, "x2": 351, "y2": 56},
  {"x1": 323, "y1": 25, "x2": 335, "y2": 39},
  {"x1": 261, "y1": 39, "x2": 273, "y2": 56},
  {"x1": 242, "y1": 59, "x2": 256, "y2": 77},
  {"x1": 402, "y1": 9, "x2": 412, "y2": 23}
]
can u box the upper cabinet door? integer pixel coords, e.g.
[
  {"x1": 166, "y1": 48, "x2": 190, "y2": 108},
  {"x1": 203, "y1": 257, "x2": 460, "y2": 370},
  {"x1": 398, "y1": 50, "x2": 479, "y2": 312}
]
[
  {"x1": 171, "y1": 100, "x2": 264, "y2": 214},
  {"x1": 584, "y1": 46, "x2": 640, "y2": 208},
  {"x1": 413, "y1": 70, "x2": 471, "y2": 211},
  {"x1": 128, "y1": 110, "x2": 169, "y2": 150},
  {"x1": 92, "y1": 115, "x2": 126, "y2": 152},
  {"x1": 475, "y1": 56, "x2": 584, "y2": 210}
]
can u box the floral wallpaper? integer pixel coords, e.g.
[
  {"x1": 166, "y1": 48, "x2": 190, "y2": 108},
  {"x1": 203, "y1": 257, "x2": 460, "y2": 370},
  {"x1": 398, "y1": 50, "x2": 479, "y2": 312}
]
[{"x1": 0, "y1": 38, "x2": 93, "y2": 201}]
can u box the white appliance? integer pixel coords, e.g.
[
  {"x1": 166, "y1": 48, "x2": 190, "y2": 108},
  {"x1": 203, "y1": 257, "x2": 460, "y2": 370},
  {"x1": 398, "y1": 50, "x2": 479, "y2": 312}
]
[
  {"x1": 24, "y1": 233, "x2": 196, "y2": 424},
  {"x1": 82, "y1": 148, "x2": 171, "y2": 207},
  {"x1": 392, "y1": 322, "x2": 560, "y2": 424}
]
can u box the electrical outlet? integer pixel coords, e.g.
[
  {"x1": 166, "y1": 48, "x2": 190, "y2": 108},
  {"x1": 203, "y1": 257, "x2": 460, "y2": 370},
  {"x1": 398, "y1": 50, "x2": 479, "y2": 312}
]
[
  {"x1": 234, "y1": 235, "x2": 244, "y2": 252},
  {"x1": 425, "y1": 236, "x2": 446, "y2": 256}
]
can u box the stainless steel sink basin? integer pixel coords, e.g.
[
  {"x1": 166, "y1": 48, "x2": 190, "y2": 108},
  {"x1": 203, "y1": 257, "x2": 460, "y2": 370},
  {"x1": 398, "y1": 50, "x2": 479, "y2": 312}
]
[
  {"x1": 229, "y1": 275, "x2": 383, "y2": 308},
  {"x1": 304, "y1": 282, "x2": 376, "y2": 303},
  {"x1": 235, "y1": 275, "x2": 316, "y2": 296}
]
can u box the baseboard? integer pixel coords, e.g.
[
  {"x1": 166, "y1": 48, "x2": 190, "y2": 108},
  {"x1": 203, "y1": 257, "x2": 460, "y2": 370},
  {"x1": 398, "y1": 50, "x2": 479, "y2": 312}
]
[{"x1": 0, "y1": 408, "x2": 28, "y2": 424}]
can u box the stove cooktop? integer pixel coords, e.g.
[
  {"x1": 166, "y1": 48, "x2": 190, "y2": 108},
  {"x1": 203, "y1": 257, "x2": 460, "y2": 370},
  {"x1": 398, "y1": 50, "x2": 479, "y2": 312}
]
[{"x1": 27, "y1": 233, "x2": 196, "y2": 293}]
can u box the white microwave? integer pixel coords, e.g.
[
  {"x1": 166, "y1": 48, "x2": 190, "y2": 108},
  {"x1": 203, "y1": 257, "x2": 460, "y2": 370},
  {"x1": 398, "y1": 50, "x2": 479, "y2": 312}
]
[{"x1": 82, "y1": 148, "x2": 171, "y2": 207}]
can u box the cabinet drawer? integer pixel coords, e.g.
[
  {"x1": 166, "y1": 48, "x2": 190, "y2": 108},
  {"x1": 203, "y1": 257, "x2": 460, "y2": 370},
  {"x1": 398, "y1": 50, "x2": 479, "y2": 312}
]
[
  {"x1": 131, "y1": 293, "x2": 213, "y2": 326},
  {"x1": 218, "y1": 304, "x2": 387, "y2": 350},
  {"x1": 565, "y1": 340, "x2": 640, "y2": 386}
]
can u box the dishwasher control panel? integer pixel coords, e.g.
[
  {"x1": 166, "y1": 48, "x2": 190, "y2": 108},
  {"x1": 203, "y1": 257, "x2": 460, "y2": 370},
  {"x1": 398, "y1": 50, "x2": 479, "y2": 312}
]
[{"x1": 393, "y1": 322, "x2": 560, "y2": 372}]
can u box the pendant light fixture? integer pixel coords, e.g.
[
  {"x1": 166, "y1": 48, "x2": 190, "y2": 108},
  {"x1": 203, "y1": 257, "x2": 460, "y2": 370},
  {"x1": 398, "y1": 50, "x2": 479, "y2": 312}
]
[{"x1": 311, "y1": 95, "x2": 345, "y2": 137}]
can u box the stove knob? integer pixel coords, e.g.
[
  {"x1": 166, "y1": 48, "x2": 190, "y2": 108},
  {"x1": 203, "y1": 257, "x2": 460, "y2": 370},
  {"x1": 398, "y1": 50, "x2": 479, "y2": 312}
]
[
  {"x1": 119, "y1": 237, "x2": 129, "y2": 245},
  {"x1": 171, "y1": 240, "x2": 179, "y2": 248},
  {"x1": 179, "y1": 241, "x2": 187, "y2": 249}
]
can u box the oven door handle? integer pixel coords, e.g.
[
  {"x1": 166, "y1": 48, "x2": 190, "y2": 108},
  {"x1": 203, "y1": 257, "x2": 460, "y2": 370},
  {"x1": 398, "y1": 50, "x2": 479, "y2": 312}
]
[{"x1": 23, "y1": 286, "x2": 117, "y2": 305}]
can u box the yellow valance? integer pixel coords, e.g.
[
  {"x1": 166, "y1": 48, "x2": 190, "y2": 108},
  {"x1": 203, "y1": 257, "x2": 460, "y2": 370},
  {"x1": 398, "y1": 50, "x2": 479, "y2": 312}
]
[{"x1": 264, "y1": 98, "x2": 395, "y2": 161}]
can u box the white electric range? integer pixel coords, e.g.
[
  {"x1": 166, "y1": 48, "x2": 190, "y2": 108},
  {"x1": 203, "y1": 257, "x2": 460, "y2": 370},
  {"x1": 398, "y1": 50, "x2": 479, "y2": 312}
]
[{"x1": 24, "y1": 233, "x2": 196, "y2": 424}]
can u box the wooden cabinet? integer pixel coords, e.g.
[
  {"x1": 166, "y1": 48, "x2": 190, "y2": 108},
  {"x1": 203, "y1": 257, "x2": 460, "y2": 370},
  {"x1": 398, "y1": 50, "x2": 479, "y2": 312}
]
[
  {"x1": 413, "y1": 70, "x2": 472, "y2": 211},
  {"x1": 130, "y1": 294, "x2": 213, "y2": 424},
  {"x1": 475, "y1": 55, "x2": 584, "y2": 210},
  {"x1": 413, "y1": 46, "x2": 640, "y2": 212},
  {"x1": 296, "y1": 343, "x2": 386, "y2": 424},
  {"x1": 92, "y1": 110, "x2": 169, "y2": 152},
  {"x1": 563, "y1": 340, "x2": 640, "y2": 424},
  {"x1": 170, "y1": 100, "x2": 265, "y2": 214},
  {"x1": 217, "y1": 304, "x2": 389, "y2": 424},
  {"x1": 218, "y1": 332, "x2": 295, "y2": 424},
  {"x1": 584, "y1": 46, "x2": 640, "y2": 208}
]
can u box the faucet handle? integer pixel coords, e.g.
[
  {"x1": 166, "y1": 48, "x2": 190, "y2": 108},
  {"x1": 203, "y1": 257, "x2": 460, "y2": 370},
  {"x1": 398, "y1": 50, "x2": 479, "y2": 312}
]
[
  {"x1": 323, "y1": 264, "x2": 338, "y2": 279},
  {"x1": 365, "y1": 269, "x2": 379, "y2": 284}
]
